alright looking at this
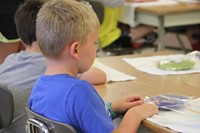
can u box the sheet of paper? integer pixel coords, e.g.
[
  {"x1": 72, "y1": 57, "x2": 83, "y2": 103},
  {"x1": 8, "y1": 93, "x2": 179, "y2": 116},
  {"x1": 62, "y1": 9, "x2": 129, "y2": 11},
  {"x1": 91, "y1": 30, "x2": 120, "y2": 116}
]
[
  {"x1": 123, "y1": 54, "x2": 200, "y2": 75},
  {"x1": 119, "y1": 0, "x2": 178, "y2": 27},
  {"x1": 147, "y1": 98, "x2": 200, "y2": 133},
  {"x1": 177, "y1": 0, "x2": 200, "y2": 3},
  {"x1": 93, "y1": 59, "x2": 136, "y2": 82}
]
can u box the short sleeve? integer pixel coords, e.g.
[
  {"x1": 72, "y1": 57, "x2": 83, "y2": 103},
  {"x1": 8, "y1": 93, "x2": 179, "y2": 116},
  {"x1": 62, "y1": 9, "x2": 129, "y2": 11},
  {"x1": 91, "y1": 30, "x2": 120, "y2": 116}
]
[{"x1": 66, "y1": 81, "x2": 114, "y2": 133}]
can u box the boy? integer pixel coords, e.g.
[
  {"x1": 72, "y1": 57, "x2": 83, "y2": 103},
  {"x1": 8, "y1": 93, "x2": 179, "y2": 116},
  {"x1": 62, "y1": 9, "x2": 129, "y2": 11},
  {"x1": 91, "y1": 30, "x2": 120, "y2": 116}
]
[
  {"x1": 0, "y1": 0, "x2": 105, "y2": 132},
  {"x1": 29, "y1": 0, "x2": 158, "y2": 133}
]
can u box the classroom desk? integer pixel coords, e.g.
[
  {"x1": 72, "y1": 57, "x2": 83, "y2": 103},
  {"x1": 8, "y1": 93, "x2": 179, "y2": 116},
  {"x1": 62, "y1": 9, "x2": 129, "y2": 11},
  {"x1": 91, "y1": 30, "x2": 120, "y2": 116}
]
[
  {"x1": 135, "y1": 2, "x2": 200, "y2": 51},
  {"x1": 94, "y1": 51, "x2": 200, "y2": 133}
]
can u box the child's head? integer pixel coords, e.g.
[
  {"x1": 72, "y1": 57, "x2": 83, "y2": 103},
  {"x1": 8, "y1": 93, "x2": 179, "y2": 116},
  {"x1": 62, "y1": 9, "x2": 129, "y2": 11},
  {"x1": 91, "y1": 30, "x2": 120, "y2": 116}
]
[
  {"x1": 14, "y1": 0, "x2": 44, "y2": 46},
  {"x1": 36, "y1": 0, "x2": 100, "y2": 59}
]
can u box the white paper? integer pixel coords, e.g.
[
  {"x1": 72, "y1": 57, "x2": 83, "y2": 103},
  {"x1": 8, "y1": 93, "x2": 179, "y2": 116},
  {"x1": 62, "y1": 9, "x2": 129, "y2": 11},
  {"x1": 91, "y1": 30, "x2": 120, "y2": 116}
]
[
  {"x1": 147, "y1": 98, "x2": 200, "y2": 133},
  {"x1": 119, "y1": 0, "x2": 178, "y2": 27},
  {"x1": 123, "y1": 54, "x2": 200, "y2": 75},
  {"x1": 177, "y1": 0, "x2": 200, "y2": 3},
  {"x1": 93, "y1": 59, "x2": 136, "y2": 82}
]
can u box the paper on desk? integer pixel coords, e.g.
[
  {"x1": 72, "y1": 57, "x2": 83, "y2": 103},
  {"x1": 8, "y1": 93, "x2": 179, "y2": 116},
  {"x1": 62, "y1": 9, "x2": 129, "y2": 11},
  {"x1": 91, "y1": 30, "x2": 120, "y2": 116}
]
[
  {"x1": 119, "y1": 0, "x2": 178, "y2": 27},
  {"x1": 177, "y1": 0, "x2": 200, "y2": 3},
  {"x1": 93, "y1": 59, "x2": 136, "y2": 82},
  {"x1": 123, "y1": 54, "x2": 200, "y2": 75},
  {"x1": 147, "y1": 98, "x2": 200, "y2": 133}
]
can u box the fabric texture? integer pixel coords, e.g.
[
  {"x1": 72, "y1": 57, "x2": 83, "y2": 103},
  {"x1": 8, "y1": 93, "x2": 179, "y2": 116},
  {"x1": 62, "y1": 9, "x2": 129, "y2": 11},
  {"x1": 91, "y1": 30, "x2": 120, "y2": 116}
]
[
  {"x1": 29, "y1": 74, "x2": 115, "y2": 133},
  {"x1": 0, "y1": 51, "x2": 46, "y2": 133},
  {"x1": 99, "y1": 7, "x2": 121, "y2": 48}
]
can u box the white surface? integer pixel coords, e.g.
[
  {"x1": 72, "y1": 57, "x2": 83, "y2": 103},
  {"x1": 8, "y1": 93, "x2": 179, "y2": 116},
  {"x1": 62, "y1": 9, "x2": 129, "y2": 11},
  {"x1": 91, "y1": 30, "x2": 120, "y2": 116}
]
[
  {"x1": 123, "y1": 54, "x2": 200, "y2": 75},
  {"x1": 177, "y1": 0, "x2": 200, "y2": 3},
  {"x1": 93, "y1": 59, "x2": 136, "y2": 82},
  {"x1": 119, "y1": 0, "x2": 178, "y2": 27},
  {"x1": 147, "y1": 98, "x2": 200, "y2": 133}
]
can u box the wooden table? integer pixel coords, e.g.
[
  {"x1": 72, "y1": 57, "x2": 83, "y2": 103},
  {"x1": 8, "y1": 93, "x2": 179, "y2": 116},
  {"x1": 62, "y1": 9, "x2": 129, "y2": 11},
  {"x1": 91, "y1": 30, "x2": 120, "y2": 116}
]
[
  {"x1": 94, "y1": 51, "x2": 200, "y2": 133},
  {"x1": 135, "y1": 2, "x2": 200, "y2": 51}
]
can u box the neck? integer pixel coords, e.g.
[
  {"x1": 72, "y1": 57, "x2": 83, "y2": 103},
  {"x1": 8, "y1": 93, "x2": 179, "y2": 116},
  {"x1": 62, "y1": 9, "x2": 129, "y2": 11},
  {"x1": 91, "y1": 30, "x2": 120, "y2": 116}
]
[
  {"x1": 45, "y1": 58, "x2": 78, "y2": 77},
  {"x1": 25, "y1": 41, "x2": 41, "y2": 53}
]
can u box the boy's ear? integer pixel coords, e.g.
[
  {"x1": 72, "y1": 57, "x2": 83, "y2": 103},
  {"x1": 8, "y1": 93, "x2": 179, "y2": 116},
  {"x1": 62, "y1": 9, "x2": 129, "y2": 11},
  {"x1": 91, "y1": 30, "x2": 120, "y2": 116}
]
[{"x1": 69, "y1": 41, "x2": 80, "y2": 59}]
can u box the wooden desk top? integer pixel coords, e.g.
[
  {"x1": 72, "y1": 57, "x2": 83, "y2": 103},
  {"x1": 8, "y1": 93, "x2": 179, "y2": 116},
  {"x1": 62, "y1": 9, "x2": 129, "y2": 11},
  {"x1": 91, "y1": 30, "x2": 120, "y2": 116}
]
[
  {"x1": 95, "y1": 51, "x2": 200, "y2": 133},
  {"x1": 136, "y1": 2, "x2": 200, "y2": 15}
]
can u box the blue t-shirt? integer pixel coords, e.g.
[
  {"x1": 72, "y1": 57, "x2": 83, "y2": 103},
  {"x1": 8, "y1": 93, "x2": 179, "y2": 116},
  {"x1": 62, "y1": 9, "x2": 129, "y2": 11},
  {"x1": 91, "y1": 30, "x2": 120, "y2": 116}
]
[{"x1": 29, "y1": 74, "x2": 115, "y2": 133}]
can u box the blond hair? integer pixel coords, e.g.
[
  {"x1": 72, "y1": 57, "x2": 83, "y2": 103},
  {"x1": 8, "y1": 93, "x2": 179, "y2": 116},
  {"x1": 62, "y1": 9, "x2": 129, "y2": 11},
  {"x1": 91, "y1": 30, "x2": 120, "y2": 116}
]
[{"x1": 36, "y1": 0, "x2": 100, "y2": 58}]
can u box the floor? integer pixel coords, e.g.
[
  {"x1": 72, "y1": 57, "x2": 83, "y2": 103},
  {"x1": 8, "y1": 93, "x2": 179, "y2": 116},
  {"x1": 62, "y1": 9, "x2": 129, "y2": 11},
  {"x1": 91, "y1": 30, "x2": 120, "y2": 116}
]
[
  {"x1": 97, "y1": 32, "x2": 193, "y2": 57},
  {"x1": 97, "y1": 45, "x2": 189, "y2": 58},
  {"x1": 138, "y1": 46, "x2": 189, "y2": 54}
]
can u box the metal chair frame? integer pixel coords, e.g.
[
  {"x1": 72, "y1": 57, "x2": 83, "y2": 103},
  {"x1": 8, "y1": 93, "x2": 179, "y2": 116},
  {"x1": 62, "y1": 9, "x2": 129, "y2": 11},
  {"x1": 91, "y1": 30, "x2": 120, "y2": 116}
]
[{"x1": 25, "y1": 107, "x2": 77, "y2": 133}]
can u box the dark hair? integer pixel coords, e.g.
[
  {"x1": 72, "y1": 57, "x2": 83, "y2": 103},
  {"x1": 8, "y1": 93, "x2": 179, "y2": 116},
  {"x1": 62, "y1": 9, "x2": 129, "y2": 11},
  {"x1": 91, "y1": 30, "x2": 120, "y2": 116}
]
[{"x1": 14, "y1": 0, "x2": 44, "y2": 46}]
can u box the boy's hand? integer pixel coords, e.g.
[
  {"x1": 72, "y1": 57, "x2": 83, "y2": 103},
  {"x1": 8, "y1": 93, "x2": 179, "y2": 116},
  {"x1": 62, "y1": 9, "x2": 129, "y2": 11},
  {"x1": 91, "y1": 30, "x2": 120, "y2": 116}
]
[
  {"x1": 111, "y1": 94, "x2": 144, "y2": 115},
  {"x1": 128, "y1": 103, "x2": 159, "y2": 120}
]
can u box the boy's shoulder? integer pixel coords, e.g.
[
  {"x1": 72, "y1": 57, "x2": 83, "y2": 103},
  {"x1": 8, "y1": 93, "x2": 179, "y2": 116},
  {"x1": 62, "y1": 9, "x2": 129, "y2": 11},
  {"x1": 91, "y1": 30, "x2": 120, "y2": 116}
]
[
  {"x1": 37, "y1": 74, "x2": 94, "y2": 93},
  {"x1": 38, "y1": 74, "x2": 91, "y2": 86},
  {"x1": 0, "y1": 51, "x2": 45, "y2": 85},
  {"x1": 2, "y1": 51, "x2": 44, "y2": 63}
]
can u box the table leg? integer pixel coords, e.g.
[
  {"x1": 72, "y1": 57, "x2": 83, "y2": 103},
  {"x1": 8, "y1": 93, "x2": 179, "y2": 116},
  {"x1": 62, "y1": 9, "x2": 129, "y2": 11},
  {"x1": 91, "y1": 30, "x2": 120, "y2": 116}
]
[{"x1": 157, "y1": 16, "x2": 165, "y2": 51}]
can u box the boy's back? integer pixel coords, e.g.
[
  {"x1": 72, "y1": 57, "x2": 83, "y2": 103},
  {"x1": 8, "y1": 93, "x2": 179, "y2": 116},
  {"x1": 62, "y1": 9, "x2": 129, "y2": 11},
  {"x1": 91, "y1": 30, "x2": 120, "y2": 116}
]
[
  {"x1": 0, "y1": 51, "x2": 45, "y2": 89},
  {"x1": 29, "y1": 74, "x2": 114, "y2": 132},
  {"x1": 0, "y1": 52, "x2": 45, "y2": 133}
]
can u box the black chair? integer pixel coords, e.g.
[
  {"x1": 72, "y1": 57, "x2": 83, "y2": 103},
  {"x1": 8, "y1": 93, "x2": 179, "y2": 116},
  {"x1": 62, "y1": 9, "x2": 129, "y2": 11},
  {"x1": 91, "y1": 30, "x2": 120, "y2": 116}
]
[
  {"x1": 25, "y1": 107, "x2": 77, "y2": 133},
  {"x1": 192, "y1": 33, "x2": 200, "y2": 41},
  {"x1": 79, "y1": 1, "x2": 105, "y2": 55},
  {"x1": 80, "y1": 0, "x2": 104, "y2": 24},
  {"x1": 0, "y1": 86, "x2": 14, "y2": 129},
  {"x1": 89, "y1": 1, "x2": 104, "y2": 24}
]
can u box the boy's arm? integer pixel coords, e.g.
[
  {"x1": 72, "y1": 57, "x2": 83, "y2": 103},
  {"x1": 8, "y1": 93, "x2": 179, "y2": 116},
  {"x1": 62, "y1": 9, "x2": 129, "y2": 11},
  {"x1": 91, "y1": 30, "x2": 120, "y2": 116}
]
[
  {"x1": 112, "y1": 104, "x2": 158, "y2": 133},
  {"x1": 107, "y1": 94, "x2": 158, "y2": 133},
  {"x1": 78, "y1": 67, "x2": 107, "y2": 85},
  {"x1": 112, "y1": 109, "x2": 142, "y2": 133}
]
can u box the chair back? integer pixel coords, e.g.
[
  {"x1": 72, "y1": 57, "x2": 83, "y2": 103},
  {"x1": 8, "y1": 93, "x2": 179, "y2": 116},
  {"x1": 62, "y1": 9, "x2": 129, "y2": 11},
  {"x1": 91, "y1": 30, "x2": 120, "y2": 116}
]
[
  {"x1": 192, "y1": 33, "x2": 200, "y2": 41},
  {"x1": 80, "y1": 0, "x2": 104, "y2": 24},
  {"x1": 89, "y1": 1, "x2": 104, "y2": 24},
  {"x1": 25, "y1": 107, "x2": 77, "y2": 133},
  {"x1": 0, "y1": 86, "x2": 14, "y2": 129}
]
